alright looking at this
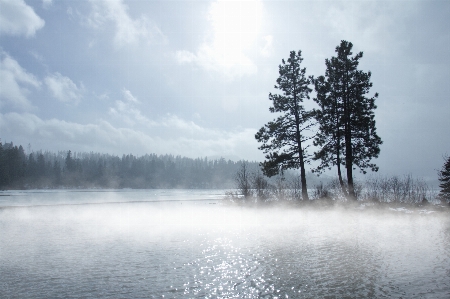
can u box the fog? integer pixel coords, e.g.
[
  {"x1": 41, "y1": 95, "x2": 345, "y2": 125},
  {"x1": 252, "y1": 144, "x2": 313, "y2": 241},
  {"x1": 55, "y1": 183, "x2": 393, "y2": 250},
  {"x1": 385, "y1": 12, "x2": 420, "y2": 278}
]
[{"x1": 1, "y1": 191, "x2": 449, "y2": 298}]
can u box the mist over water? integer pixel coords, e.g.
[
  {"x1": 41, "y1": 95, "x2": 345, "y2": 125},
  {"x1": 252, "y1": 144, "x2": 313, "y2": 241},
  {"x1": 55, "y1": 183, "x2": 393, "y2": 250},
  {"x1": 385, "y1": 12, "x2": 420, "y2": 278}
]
[{"x1": 1, "y1": 191, "x2": 449, "y2": 298}]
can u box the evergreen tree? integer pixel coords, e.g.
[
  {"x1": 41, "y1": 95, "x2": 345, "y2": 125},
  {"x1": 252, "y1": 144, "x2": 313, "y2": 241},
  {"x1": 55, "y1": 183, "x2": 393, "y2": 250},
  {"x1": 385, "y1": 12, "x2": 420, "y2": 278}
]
[
  {"x1": 313, "y1": 40, "x2": 382, "y2": 199},
  {"x1": 53, "y1": 160, "x2": 62, "y2": 186},
  {"x1": 255, "y1": 50, "x2": 313, "y2": 200},
  {"x1": 313, "y1": 73, "x2": 348, "y2": 196},
  {"x1": 0, "y1": 142, "x2": 6, "y2": 188},
  {"x1": 438, "y1": 155, "x2": 450, "y2": 204},
  {"x1": 65, "y1": 150, "x2": 76, "y2": 172},
  {"x1": 37, "y1": 153, "x2": 46, "y2": 177}
]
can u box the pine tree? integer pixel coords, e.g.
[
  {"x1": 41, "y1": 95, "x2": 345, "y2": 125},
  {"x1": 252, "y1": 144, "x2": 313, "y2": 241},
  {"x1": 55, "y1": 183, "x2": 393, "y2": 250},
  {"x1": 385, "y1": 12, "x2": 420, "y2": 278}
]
[
  {"x1": 313, "y1": 41, "x2": 382, "y2": 199},
  {"x1": 255, "y1": 50, "x2": 313, "y2": 200},
  {"x1": 438, "y1": 155, "x2": 450, "y2": 204},
  {"x1": 313, "y1": 73, "x2": 348, "y2": 196}
]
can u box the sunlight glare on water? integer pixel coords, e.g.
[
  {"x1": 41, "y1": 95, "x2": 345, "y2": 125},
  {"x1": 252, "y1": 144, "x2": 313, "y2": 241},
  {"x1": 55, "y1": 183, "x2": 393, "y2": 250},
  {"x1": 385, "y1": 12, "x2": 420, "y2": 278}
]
[{"x1": 0, "y1": 190, "x2": 449, "y2": 298}]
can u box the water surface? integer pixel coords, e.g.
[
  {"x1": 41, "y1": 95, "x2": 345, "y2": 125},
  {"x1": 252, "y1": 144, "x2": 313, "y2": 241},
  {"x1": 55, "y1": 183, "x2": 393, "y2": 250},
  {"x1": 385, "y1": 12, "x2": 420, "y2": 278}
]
[{"x1": 1, "y1": 190, "x2": 449, "y2": 298}]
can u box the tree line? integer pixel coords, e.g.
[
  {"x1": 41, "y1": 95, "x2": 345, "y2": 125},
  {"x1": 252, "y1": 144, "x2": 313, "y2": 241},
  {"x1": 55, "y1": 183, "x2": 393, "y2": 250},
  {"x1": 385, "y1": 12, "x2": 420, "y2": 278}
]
[{"x1": 0, "y1": 142, "x2": 259, "y2": 189}]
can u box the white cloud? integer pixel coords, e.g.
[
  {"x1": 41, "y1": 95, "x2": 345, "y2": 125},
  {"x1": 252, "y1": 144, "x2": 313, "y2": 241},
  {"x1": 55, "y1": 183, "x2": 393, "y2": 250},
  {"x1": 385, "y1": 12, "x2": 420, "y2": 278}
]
[
  {"x1": 109, "y1": 89, "x2": 215, "y2": 135},
  {"x1": 102, "y1": 87, "x2": 262, "y2": 158},
  {"x1": 45, "y1": 73, "x2": 84, "y2": 105},
  {"x1": 0, "y1": 0, "x2": 45, "y2": 37},
  {"x1": 324, "y1": 1, "x2": 413, "y2": 55},
  {"x1": 0, "y1": 51, "x2": 40, "y2": 110},
  {"x1": 0, "y1": 112, "x2": 262, "y2": 160},
  {"x1": 175, "y1": 50, "x2": 196, "y2": 64},
  {"x1": 87, "y1": 0, "x2": 166, "y2": 47},
  {"x1": 109, "y1": 99, "x2": 156, "y2": 127},
  {"x1": 29, "y1": 50, "x2": 45, "y2": 63},
  {"x1": 109, "y1": 88, "x2": 154, "y2": 126},
  {"x1": 175, "y1": 0, "x2": 265, "y2": 79},
  {"x1": 42, "y1": 0, "x2": 52, "y2": 8},
  {"x1": 0, "y1": 112, "x2": 156, "y2": 154},
  {"x1": 109, "y1": 91, "x2": 215, "y2": 136},
  {"x1": 97, "y1": 92, "x2": 109, "y2": 101},
  {"x1": 260, "y1": 35, "x2": 273, "y2": 57},
  {"x1": 122, "y1": 88, "x2": 139, "y2": 103}
]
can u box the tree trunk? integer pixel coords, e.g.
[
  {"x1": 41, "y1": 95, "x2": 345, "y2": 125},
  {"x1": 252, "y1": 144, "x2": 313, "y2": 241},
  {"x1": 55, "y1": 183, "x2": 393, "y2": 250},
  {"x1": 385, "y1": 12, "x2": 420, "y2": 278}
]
[
  {"x1": 343, "y1": 69, "x2": 356, "y2": 200},
  {"x1": 295, "y1": 119, "x2": 309, "y2": 200},
  {"x1": 336, "y1": 156, "x2": 347, "y2": 196},
  {"x1": 299, "y1": 148, "x2": 309, "y2": 200},
  {"x1": 334, "y1": 101, "x2": 347, "y2": 197},
  {"x1": 345, "y1": 136, "x2": 355, "y2": 199},
  {"x1": 344, "y1": 107, "x2": 355, "y2": 199},
  {"x1": 293, "y1": 73, "x2": 309, "y2": 201}
]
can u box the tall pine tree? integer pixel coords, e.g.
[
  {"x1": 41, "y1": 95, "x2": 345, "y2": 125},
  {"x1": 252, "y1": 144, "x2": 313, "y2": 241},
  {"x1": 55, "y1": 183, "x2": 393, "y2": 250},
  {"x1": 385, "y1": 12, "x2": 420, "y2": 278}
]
[
  {"x1": 255, "y1": 50, "x2": 313, "y2": 200},
  {"x1": 438, "y1": 155, "x2": 450, "y2": 204},
  {"x1": 313, "y1": 41, "x2": 382, "y2": 199}
]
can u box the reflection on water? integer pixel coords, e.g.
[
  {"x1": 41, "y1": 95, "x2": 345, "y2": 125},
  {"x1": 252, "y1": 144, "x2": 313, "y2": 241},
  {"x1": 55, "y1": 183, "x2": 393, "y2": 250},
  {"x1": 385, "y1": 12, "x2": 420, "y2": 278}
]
[{"x1": 0, "y1": 190, "x2": 449, "y2": 298}]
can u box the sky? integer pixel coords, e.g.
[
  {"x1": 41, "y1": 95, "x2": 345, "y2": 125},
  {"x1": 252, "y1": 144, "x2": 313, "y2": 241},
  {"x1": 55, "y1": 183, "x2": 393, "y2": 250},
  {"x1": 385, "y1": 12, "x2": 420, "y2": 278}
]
[{"x1": 0, "y1": 0, "x2": 449, "y2": 181}]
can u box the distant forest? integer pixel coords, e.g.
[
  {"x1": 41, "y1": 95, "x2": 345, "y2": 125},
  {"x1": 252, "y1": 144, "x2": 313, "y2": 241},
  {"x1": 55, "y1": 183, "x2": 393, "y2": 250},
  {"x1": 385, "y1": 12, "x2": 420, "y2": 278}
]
[{"x1": 0, "y1": 141, "x2": 261, "y2": 189}]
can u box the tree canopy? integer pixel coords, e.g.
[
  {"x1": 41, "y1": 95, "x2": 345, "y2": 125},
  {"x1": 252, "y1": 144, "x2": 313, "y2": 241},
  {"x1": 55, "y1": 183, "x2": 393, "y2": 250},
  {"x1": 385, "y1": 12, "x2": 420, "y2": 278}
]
[
  {"x1": 255, "y1": 50, "x2": 313, "y2": 200},
  {"x1": 313, "y1": 40, "x2": 382, "y2": 199},
  {"x1": 438, "y1": 155, "x2": 450, "y2": 204}
]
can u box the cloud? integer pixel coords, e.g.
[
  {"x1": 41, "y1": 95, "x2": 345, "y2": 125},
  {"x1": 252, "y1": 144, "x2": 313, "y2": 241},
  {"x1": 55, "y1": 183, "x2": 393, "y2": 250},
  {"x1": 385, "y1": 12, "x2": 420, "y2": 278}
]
[
  {"x1": 108, "y1": 89, "x2": 213, "y2": 134},
  {"x1": 109, "y1": 99, "x2": 155, "y2": 127},
  {"x1": 0, "y1": 112, "x2": 261, "y2": 160},
  {"x1": 175, "y1": 0, "x2": 265, "y2": 79},
  {"x1": 0, "y1": 0, "x2": 45, "y2": 37},
  {"x1": 109, "y1": 88, "x2": 154, "y2": 126},
  {"x1": 122, "y1": 88, "x2": 139, "y2": 103},
  {"x1": 175, "y1": 50, "x2": 196, "y2": 64},
  {"x1": 45, "y1": 73, "x2": 84, "y2": 104},
  {"x1": 0, "y1": 112, "x2": 155, "y2": 154},
  {"x1": 87, "y1": 0, "x2": 166, "y2": 47},
  {"x1": 0, "y1": 51, "x2": 40, "y2": 110},
  {"x1": 29, "y1": 50, "x2": 45, "y2": 63},
  {"x1": 42, "y1": 0, "x2": 52, "y2": 8},
  {"x1": 323, "y1": 1, "x2": 413, "y2": 55},
  {"x1": 109, "y1": 90, "x2": 217, "y2": 137},
  {"x1": 260, "y1": 35, "x2": 273, "y2": 57}
]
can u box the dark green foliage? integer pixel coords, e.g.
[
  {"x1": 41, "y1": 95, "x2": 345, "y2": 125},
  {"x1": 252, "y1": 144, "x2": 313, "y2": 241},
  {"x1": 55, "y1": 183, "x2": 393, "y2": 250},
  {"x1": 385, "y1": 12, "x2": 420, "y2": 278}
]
[
  {"x1": 65, "y1": 150, "x2": 77, "y2": 173},
  {"x1": 313, "y1": 40, "x2": 382, "y2": 199},
  {"x1": 438, "y1": 155, "x2": 450, "y2": 203},
  {"x1": 0, "y1": 141, "x2": 258, "y2": 189},
  {"x1": 255, "y1": 50, "x2": 314, "y2": 200},
  {"x1": 52, "y1": 160, "x2": 62, "y2": 186},
  {"x1": 0, "y1": 142, "x2": 26, "y2": 188}
]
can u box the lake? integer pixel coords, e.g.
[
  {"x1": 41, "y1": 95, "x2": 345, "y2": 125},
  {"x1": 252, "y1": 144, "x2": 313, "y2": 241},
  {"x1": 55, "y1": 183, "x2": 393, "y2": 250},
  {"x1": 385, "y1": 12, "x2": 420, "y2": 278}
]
[{"x1": 1, "y1": 190, "x2": 449, "y2": 298}]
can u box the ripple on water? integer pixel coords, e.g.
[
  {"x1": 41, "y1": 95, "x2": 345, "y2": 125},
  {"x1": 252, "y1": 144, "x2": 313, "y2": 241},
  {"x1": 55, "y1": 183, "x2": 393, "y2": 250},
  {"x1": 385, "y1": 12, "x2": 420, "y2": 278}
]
[{"x1": 0, "y1": 202, "x2": 449, "y2": 298}]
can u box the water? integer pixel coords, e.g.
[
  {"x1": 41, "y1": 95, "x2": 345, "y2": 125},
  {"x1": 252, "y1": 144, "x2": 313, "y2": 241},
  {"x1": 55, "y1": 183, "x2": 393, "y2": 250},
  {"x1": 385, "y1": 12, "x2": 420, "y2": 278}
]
[
  {"x1": 0, "y1": 189, "x2": 224, "y2": 207},
  {"x1": 1, "y1": 190, "x2": 449, "y2": 298}
]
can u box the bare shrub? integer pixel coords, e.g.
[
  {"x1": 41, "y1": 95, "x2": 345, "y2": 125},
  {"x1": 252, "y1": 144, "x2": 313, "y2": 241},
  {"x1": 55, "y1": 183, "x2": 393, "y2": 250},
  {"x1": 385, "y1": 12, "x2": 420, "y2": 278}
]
[
  {"x1": 312, "y1": 182, "x2": 330, "y2": 200},
  {"x1": 235, "y1": 162, "x2": 252, "y2": 199},
  {"x1": 360, "y1": 175, "x2": 436, "y2": 204},
  {"x1": 326, "y1": 179, "x2": 348, "y2": 201},
  {"x1": 354, "y1": 180, "x2": 363, "y2": 200},
  {"x1": 271, "y1": 175, "x2": 289, "y2": 201},
  {"x1": 252, "y1": 171, "x2": 271, "y2": 202},
  {"x1": 232, "y1": 166, "x2": 439, "y2": 205},
  {"x1": 288, "y1": 175, "x2": 303, "y2": 201}
]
